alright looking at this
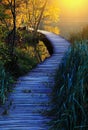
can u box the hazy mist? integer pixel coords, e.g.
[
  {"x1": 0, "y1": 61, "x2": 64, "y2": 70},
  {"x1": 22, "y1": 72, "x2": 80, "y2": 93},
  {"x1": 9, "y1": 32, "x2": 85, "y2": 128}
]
[{"x1": 58, "y1": 0, "x2": 88, "y2": 38}]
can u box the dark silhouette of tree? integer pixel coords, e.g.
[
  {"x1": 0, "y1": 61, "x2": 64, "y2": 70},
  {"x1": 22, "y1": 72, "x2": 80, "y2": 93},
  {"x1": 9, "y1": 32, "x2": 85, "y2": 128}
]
[{"x1": 6, "y1": 0, "x2": 16, "y2": 56}]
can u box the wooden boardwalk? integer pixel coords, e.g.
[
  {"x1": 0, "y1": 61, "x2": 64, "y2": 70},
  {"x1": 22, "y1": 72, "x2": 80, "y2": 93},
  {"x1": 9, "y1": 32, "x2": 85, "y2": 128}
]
[{"x1": 0, "y1": 31, "x2": 70, "y2": 130}]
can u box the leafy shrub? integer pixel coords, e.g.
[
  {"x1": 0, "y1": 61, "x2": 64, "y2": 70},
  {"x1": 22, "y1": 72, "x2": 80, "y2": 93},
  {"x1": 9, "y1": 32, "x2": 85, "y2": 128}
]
[
  {"x1": 49, "y1": 41, "x2": 88, "y2": 130},
  {"x1": 15, "y1": 48, "x2": 38, "y2": 76}
]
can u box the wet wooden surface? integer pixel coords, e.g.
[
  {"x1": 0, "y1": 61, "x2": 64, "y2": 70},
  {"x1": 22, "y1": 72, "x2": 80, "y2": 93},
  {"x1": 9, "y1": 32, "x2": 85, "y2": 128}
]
[{"x1": 0, "y1": 31, "x2": 70, "y2": 130}]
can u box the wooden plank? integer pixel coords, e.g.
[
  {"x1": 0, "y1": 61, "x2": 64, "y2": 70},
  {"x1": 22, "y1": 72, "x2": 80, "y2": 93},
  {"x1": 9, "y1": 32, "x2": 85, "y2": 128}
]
[{"x1": 0, "y1": 30, "x2": 70, "y2": 129}]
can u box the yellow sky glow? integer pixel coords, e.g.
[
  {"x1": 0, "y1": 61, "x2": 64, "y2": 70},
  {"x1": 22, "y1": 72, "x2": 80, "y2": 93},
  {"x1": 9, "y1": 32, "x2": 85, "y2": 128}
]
[
  {"x1": 63, "y1": 0, "x2": 83, "y2": 8},
  {"x1": 58, "y1": 0, "x2": 88, "y2": 37},
  {"x1": 59, "y1": 0, "x2": 88, "y2": 19}
]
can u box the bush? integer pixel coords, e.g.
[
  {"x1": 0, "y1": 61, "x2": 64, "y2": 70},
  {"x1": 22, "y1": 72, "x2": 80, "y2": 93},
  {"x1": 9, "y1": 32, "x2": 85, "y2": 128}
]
[
  {"x1": 49, "y1": 41, "x2": 88, "y2": 130},
  {"x1": 15, "y1": 48, "x2": 38, "y2": 76}
]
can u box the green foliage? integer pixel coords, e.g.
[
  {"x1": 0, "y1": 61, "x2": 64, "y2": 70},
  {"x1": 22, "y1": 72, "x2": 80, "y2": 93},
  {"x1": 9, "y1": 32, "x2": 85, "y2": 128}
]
[
  {"x1": 0, "y1": 61, "x2": 13, "y2": 104},
  {"x1": 0, "y1": 25, "x2": 9, "y2": 42},
  {"x1": 15, "y1": 48, "x2": 38, "y2": 76},
  {"x1": 0, "y1": 43, "x2": 11, "y2": 64},
  {"x1": 0, "y1": 3, "x2": 10, "y2": 19},
  {"x1": 49, "y1": 41, "x2": 88, "y2": 130},
  {"x1": 17, "y1": 28, "x2": 40, "y2": 47},
  {"x1": 0, "y1": 40, "x2": 38, "y2": 104},
  {"x1": 0, "y1": 2, "x2": 10, "y2": 42}
]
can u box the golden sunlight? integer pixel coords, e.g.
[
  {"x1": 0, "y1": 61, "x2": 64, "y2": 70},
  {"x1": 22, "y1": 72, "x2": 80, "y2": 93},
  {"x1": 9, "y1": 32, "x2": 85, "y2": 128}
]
[
  {"x1": 59, "y1": 0, "x2": 88, "y2": 18},
  {"x1": 63, "y1": 0, "x2": 83, "y2": 8},
  {"x1": 59, "y1": 0, "x2": 88, "y2": 38}
]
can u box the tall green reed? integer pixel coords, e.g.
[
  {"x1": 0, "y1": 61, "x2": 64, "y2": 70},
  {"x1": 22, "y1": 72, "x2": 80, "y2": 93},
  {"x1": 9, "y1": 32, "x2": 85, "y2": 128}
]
[
  {"x1": 0, "y1": 61, "x2": 13, "y2": 104},
  {"x1": 49, "y1": 41, "x2": 88, "y2": 130}
]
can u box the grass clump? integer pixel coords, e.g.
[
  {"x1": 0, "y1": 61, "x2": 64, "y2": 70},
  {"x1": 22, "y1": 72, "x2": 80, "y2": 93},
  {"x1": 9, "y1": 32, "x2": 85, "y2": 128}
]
[
  {"x1": 69, "y1": 25, "x2": 88, "y2": 44},
  {"x1": 0, "y1": 61, "x2": 13, "y2": 104},
  {"x1": 49, "y1": 41, "x2": 88, "y2": 130}
]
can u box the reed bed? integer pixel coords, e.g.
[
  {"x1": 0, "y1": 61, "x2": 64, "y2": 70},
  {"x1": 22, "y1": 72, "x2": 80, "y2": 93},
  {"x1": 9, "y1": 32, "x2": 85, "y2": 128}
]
[
  {"x1": 0, "y1": 62, "x2": 13, "y2": 104},
  {"x1": 49, "y1": 41, "x2": 88, "y2": 130}
]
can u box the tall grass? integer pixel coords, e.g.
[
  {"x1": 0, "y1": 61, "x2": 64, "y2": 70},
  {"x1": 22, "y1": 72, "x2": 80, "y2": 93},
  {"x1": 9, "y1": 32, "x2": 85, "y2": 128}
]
[
  {"x1": 0, "y1": 42, "x2": 38, "y2": 104},
  {"x1": 69, "y1": 25, "x2": 88, "y2": 43},
  {"x1": 49, "y1": 41, "x2": 88, "y2": 130},
  {"x1": 0, "y1": 61, "x2": 13, "y2": 104}
]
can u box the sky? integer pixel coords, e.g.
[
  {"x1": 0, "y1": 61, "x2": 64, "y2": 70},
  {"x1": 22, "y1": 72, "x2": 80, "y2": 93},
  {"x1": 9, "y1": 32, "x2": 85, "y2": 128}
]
[
  {"x1": 59, "y1": 0, "x2": 88, "y2": 20},
  {"x1": 58, "y1": 0, "x2": 88, "y2": 38}
]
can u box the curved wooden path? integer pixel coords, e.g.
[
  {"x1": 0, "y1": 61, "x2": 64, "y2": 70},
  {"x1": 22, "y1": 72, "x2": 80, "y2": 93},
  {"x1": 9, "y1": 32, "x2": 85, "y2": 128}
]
[{"x1": 0, "y1": 31, "x2": 70, "y2": 130}]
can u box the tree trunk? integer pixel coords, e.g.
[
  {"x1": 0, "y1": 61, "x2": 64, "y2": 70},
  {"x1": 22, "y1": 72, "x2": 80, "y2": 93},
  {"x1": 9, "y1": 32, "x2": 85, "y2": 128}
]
[
  {"x1": 11, "y1": 0, "x2": 16, "y2": 56},
  {"x1": 32, "y1": 0, "x2": 47, "y2": 62}
]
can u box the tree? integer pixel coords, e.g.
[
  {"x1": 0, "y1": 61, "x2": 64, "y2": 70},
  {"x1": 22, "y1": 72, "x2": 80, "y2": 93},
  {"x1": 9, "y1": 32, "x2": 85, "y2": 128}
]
[
  {"x1": 0, "y1": 0, "x2": 16, "y2": 55},
  {"x1": 6, "y1": 0, "x2": 16, "y2": 56},
  {"x1": 0, "y1": 0, "x2": 19, "y2": 74},
  {"x1": 16, "y1": 0, "x2": 59, "y2": 33},
  {"x1": 16, "y1": 0, "x2": 59, "y2": 62},
  {"x1": 41, "y1": 0, "x2": 60, "y2": 33},
  {"x1": 0, "y1": 3, "x2": 9, "y2": 30},
  {"x1": 0, "y1": 0, "x2": 10, "y2": 41},
  {"x1": 0, "y1": 0, "x2": 60, "y2": 62},
  {"x1": 28, "y1": 0, "x2": 48, "y2": 62},
  {"x1": 16, "y1": 0, "x2": 48, "y2": 62}
]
